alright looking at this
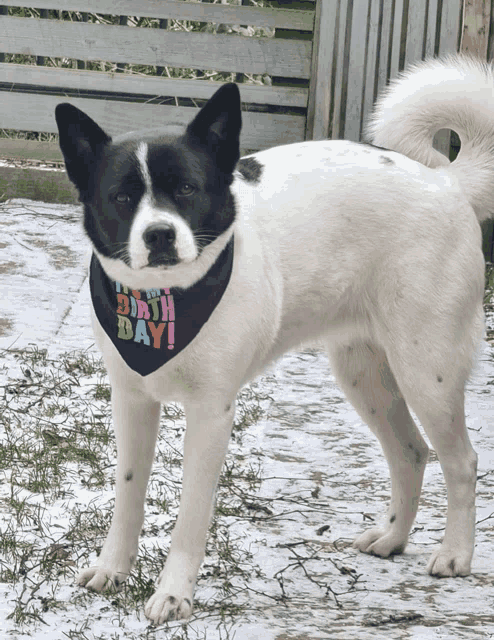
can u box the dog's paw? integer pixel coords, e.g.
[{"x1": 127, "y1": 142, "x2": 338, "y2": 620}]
[
  {"x1": 145, "y1": 591, "x2": 193, "y2": 624},
  {"x1": 77, "y1": 566, "x2": 129, "y2": 592},
  {"x1": 353, "y1": 526, "x2": 407, "y2": 557},
  {"x1": 427, "y1": 548, "x2": 471, "y2": 577}
]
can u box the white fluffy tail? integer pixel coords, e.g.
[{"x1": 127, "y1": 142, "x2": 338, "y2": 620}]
[{"x1": 367, "y1": 56, "x2": 494, "y2": 222}]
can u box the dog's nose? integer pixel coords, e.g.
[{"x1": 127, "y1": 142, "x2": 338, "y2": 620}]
[{"x1": 143, "y1": 224, "x2": 176, "y2": 251}]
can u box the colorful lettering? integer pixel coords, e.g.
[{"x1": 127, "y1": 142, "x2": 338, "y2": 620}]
[
  {"x1": 148, "y1": 297, "x2": 161, "y2": 321},
  {"x1": 136, "y1": 299, "x2": 150, "y2": 320},
  {"x1": 161, "y1": 294, "x2": 175, "y2": 321},
  {"x1": 116, "y1": 282, "x2": 129, "y2": 294},
  {"x1": 134, "y1": 319, "x2": 150, "y2": 346},
  {"x1": 115, "y1": 286, "x2": 178, "y2": 352},
  {"x1": 148, "y1": 321, "x2": 166, "y2": 349},
  {"x1": 117, "y1": 316, "x2": 133, "y2": 340},
  {"x1": 146, "y1": 288, "x2": 161, "y2": 300},
  {"x1": 116, "y1": 293, "x2": 130, "y2": 315},
  {"x1": 168, "y1": 321, "x2": 175, "y2": 349},
  {"x1": 130, "y1": 296, "x2": 138, "y2": 317}
]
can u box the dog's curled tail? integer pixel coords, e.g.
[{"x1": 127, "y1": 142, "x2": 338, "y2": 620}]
[{"x1": 367, "y1": 55, "x2": 494, "y2": 223}]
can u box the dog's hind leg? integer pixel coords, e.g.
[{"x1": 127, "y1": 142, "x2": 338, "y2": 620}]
[
  {"x1": 383, "y1": 328, "x2": 480, "y2": 577},
  {"x1": 326, "y1": 341, "x2": 429, "y2": 557}
]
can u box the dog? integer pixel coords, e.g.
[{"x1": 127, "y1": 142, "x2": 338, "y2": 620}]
[{"x1": 55, "y1": 55, "x2": 491, "y2": 624}]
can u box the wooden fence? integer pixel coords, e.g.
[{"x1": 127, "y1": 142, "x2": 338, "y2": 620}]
[
  {"x1": 0, "y1": 1, "x2": 467, "y2": 148},
  {"x1": 0, "y1": 0, "x2": 490, "y2": 203}
]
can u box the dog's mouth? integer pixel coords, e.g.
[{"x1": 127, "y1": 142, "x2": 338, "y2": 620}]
[{"x1": 145, "y1": 255, "x2": 180, "y2": 268}]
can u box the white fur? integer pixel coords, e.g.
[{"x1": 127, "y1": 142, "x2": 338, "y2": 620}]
[
  {"x1": 78, "y1": 57, "x2": 490, "y2": 624},
  {"x1": 368, "y1": 55, "x2": 494, "y2": 221},
  {"x1": 135, "y1": 142, "x2": 152, "y2": 190},
  {"x1": 96, "y1": 225, "x2": 233, "y2": 291},
  {"x1": 128, "y1": 194, "x2": 198, "y2": 268}
]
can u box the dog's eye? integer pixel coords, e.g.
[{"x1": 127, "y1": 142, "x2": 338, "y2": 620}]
[
  {"x1": 176, "y1": 184, "x2": 195, "y2": 197},
  {"x1": 115, "y1": 193, "x2": 130, "y2": 204}
]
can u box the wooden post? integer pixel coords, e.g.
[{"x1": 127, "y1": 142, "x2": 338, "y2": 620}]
[
  {"x1": 488, "y1": 0, "x2": 494, "y2": 60},
  {"x1": 461, "y1": 0, "x2": 491, "y2": 57},
  {"x1": 306, "y1": 0, "x2": 337, "y2": 140}
]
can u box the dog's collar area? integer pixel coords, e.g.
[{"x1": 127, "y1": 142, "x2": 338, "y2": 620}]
[{"x1": 90, "y1": 236, "x2": 234, "y2": 376}]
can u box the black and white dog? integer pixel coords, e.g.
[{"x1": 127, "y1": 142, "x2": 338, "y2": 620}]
[{"x1": 55, "y1": 56, "x2": 492, "y2": 624}]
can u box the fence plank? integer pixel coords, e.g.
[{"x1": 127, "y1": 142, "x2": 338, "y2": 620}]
[
  {"x1": 344, "y1": 0, "x2": 369, "y2": 141},
  {"x1": 425, "y1": 0, "x2": 440, "y2": 57},
  {"x1": 1, "y1": 15, "x2": 312, "y2": 78},
  {"x1": 405, "y1": 0, "x2": 427, "y2": 64},
  {"x1": 461, "y1": 0, "x2": 490, "y2": 57},
  {"x1": 0, "y1": 91, "x2": 306, "y2": 150},
  {"x1": 438, "y1": 0, "x2": 463, "y2": 54},
  {"x1": 330, "y1": 0, "x2": 350, "y2": 139},
  {"x1": 0, "y1": 63, "x2": 309, "y2": 107},
  {"x1": 305, "y1": 0, "x2": 337, "y2": 140},
  {"x1": 0, "y1": 139, "x2": 64, "y2": 163},
  {"x1": 376, "y1": 0, "x2": 393, "y2": 95},
  {"x1": 361, "y1": 0, "x2": 381, "y2": 132},
  {"x1": 0, "y1": 0, "x2": 315, "y2": 31},
  {"x1": 389, "y1": 0, "x2": 405, "y2": 77}
]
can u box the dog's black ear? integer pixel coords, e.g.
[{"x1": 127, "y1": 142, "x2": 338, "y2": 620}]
[
  {"x1": 186, "y1": 83, "x2": 241, "y2": 174},
  {"x1": 55, "y1": 103, "x2": 111, "y2": 198}
]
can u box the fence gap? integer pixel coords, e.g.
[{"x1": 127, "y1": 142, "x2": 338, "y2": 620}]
[
  {"x1": 36, "y1": 8, "x2": 49, "y2": 66},
  {"x1": 0, "y1": 6, "x2": 6, "y2": 63}
]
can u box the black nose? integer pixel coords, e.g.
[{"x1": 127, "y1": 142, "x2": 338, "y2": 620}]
[{"x1": 143, "y1": 224, "x2": 176, "y2": 251}]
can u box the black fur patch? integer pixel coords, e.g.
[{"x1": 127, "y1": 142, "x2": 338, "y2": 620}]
[
  {"x1": 363, "y1": 142, "x2": 393, "y2": 153},
  {"x1": 237, "y1": 157, "x2": 263, "y2": 184},
  {"x1": 379, "y1": 155, "x2": 394, "y2": 165},
  {"x1": 408, "y1": 442, "x2": 422, "y2": 464}
]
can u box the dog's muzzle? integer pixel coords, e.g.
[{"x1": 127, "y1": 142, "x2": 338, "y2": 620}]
[
  {"x1": 144, "y1": 223, "x2": 176, "y2": 251},
  {"x1": 143, "y1": 223, "x2": 178, "y2": 266}
]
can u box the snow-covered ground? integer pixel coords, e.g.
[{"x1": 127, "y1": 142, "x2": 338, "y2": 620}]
[{"x1": 1, "y1": 200, "x2": 494, "y2": 639}]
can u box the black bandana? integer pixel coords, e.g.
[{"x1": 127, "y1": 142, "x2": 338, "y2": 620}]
[{"x1": 90, "y1": 237, "x2": 234, "y2": 376}]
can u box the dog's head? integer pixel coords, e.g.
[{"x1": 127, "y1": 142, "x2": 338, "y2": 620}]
[{"x1": 55, "y1": 84, "x2": 241, "y2": 289}]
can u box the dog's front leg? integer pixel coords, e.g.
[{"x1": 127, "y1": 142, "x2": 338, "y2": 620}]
[
  {"x1": 78, "y1": 387, "x2": 161, "y2": 592},
  {"x1": 145, "y1": 399, "x2": 235, "y2": 624}
]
